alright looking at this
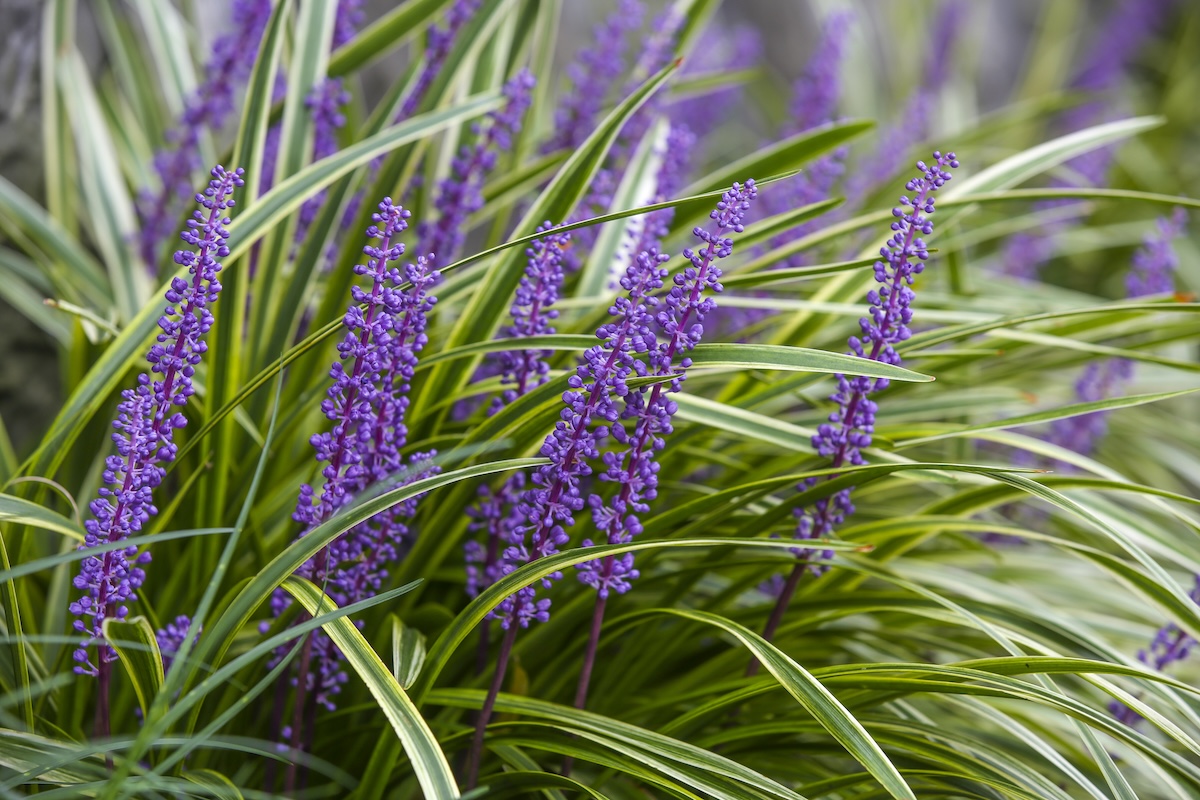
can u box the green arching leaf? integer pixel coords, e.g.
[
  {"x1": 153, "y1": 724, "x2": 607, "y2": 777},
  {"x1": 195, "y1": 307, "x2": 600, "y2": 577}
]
[
  {"x1": 184, "y1": 459, "x2": 542, "y2": 697},
  {"x1": 944, "y1": 116, "x2": 1164, "y2": 198},
  {"x1": 40, "y1": 0, "x2": 78, "y2": 236},
  {"x1": 0, "y1": 494, "x2": 83, "y2": 542},
  {"x1": 689, "y1": 344, "x2": 934, "y2": 381},
  {"x1": 0, "y1": 533, "x2": 33, "y2": 732},
  {"x1": 57, "y1": 48, "x2": 149, "y2": 322},
  {"x1": 722, "y1": 257, "x2": 877, "y2": 287},
  {"x1": 434, "y1": 693, "x2": 805, "y2": 800},
  {"x1": 127, "y1": 0, "x2": 201, "y2": 122},
  {"x1": 181, "y1": 769, "x2": 243, "y2": 800},
  {"x1": 282, "y1": 577, "x2": 459, "y2": 799},
  {"x1": 390, "y1": 615, "x2": 427, "y2": 690},
  {"x1": 896, "y1": 388, "x2": 1200, "y2": 446},
  {"x1": 103, "y1": 617, "x2": 165, "y2": 726}
]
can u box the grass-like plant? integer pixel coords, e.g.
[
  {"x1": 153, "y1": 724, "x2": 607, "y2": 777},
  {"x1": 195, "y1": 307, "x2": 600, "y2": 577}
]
[{"x1": 1, "y1": 0, "x2": 1199, "y2": 797}]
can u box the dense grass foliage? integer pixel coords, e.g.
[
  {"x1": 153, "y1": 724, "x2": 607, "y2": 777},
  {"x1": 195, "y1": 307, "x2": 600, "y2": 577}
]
[{"x1": 1, "y1": 0, "x2": 1199, "y2": 797}]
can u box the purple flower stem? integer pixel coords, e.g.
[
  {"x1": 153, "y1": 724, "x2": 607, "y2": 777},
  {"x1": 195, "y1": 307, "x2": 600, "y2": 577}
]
[
  {"x1": 96, "y1": 663, "x2": 113, "y2": 769},
  {"x1": 465, "y1": 622, "x2": 518, "y2": 789},
  {"x1": 559, "y1": 592, "x2": 607, "y2": 778},
  {"x1": 284, "y1": 634, "x2": 317, "y2": 794}
]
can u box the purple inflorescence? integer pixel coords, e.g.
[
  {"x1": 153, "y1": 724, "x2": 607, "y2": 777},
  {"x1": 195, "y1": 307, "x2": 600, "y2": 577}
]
[
  {"x1": 72, "y1": 167, "x2": 243, "y2": 677},
  {"x1": 137, "y1": 3, "x2": 270, "y2": 269},
  {"x1": 419, "y1": 70, "x2": 535, "y2": 268},
  {"x1": 1047, "y1": 209, "x2": 1187, "y2": 461},
  {"x1": 1111, "y1": 575, "x2": 1200, "y2": 727},
  {"x1": 269, "y1": 199, "x2": 440, "y2": 709},
  {"x1": 156, "y1": 615, "x2": 198, "y2": 670},
  {"x1": 789, "y1": 153, "x2": 957, "y2": 571},
  {"x1": 492, "y1": 224, "x2": 572, "y2": 411},
  {"x1": 542, "y1": 0, "x2": 645, "y2": 153},
  {"x1": 576, "y1": 181, "x2": 758, "y2": 598},
  {"x1": 491, "y1": 243, "x2": 674, "y2": 628},
  {"x1": 399, "y1": 0, "x2": 483, "y2": 121}
]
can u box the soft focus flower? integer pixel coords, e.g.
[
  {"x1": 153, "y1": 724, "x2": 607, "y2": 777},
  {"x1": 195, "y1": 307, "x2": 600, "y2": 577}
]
[
  {"x1": 1048, "y1": 209, "x2": 1187, "y2": 461},
  {"x1": 400, "y1": 0, "x2": 484, "y2": 121},
  {"x1": 420, "y1": 70, "x2": 535, "y2": 268},
  {"x1": 72, "y1": 166, "x2": 244, "y2": 676},
  {"x1": 542, "y1": 0, "x2": 644, "y2": 153},
  {"x1": 577, "y1": 181, "x2": 758, "y2": 597},
  {"x1": 137, "y1": 3, "x2": 270, "y2": 269}
]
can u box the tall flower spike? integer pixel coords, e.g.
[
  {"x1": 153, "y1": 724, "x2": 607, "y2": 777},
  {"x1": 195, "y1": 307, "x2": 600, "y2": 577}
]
[
  {"x1": 420, "y1": 70, "x2": 536, "y2": 268},
  {"x1": 72, "y1": 166, "x2": 243, "y2": 678},
  {"x1": 578, "y1": 181, "x2": 757, "y2": 599},
  {"x1": 399, "y1": 0, "x2": 483, "y2": 120},
  {"x1": 137, "y1": 2, "x2": 269, "y2": 268},
  {"x1": 156, "y1": 615, "x2": 198, "y2": 671},
  {"x1": 750, "y1": 154, "x2": 957, "y2": 669},
  {"x1": 542, "y1": 0, "x2": 645, "y2": 153},
  {"x1": 269, "y1": 199, "x2": 440, "y2": 711},
  {"x1": 492, "y1": 242, "x2": 671, "y2": 629}
]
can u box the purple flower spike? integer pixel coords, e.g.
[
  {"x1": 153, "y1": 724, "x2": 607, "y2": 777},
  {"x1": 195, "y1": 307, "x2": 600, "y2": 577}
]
[
  {"x1": 420, "y1": 70, "x2": 536, "y2": 268},
  {"x1": 137, "y1": 2, "x2": 270, "y2": 269},
  {"x1": 493, "y1": 241, "x2": 673, "y2": 628},
  {"x1": 542, "y1": 0, "x2": 645, "y2": 153},
  {"x1": 72, "y1": 166, "x2": 243, "y2": 677},
  {"x1": 577, "y1": 181, "x2": 758, "y2": 598},
  {"x1": 788, "y1": 12, "x2": 852, "y2": 136},
  {"x1": 270, "y1": 199, "x2": 441, "y2": 710},
  {"x1": 1128, "y1": 208, "x2": 1188, "y2": 297},
  {"x1": 793, "y1": 153, "x2": 957, "y2": 568}
]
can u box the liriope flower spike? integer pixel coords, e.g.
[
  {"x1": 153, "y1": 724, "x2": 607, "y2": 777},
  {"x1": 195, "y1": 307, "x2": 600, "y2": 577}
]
[
  {"x1": 751, "y1": 153, "x2": 957, "y2": 672},
  {"x1": 137, "y1": 3, "x2": 268, "y2": 267}
]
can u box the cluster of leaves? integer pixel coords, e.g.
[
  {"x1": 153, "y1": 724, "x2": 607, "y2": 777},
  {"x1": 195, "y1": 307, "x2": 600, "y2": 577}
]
[{"x1": 0, "y1": 0, "x2": 1198, "y2": 798}]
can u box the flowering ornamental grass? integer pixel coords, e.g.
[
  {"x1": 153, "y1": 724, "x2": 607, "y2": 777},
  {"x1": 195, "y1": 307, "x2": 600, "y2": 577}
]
[{"x1": 2, "y1": 1, "x2": 1200, "y2": 798}]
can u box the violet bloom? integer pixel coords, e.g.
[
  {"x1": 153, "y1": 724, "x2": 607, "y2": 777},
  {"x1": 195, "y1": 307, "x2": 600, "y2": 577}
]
[
  {"x1": 761, "y1": 11, "x2": 852, "y2": 268},
  {"x1": 492, "y1": 244, "x2": 672, "y2": 629},
  {"x1": 1047, "y1": 209, "x2": 1187, "y2": 460},
  {"x1": 542, "y1": 0, "x2": 644, "y2": 153},
  {"x1": 137, "y1": 2, "x2": 269, "y2": 269},
  {"x1": 465, "y1": 224, "x2": 571, "y2": 598},
  {"x1": 156, "y1": 615, "x2": 199, "y2": 671},
  {"x1": 419, "y1": 70, "x2": 535, "y2": 268},
  {"x1": 399, "y1": 0, "x2": 483, "y2": 121},
  {"x1": 72, "y1": 167, "x2": 244, "y2": 676},
  {"x1": 1111, "y1": 575, "x2": 1200, "y2": 727},
  {"x1": 269, "y1": 199, "x2": 440, "y2": 709},
  {"x1": 577, "y1": 181, "x2": 757, "y2": 598}
]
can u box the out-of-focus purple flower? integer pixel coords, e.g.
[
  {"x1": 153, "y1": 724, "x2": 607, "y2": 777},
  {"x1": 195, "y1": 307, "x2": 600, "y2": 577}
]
[
  {"x1": 419, "y1": 70, "x2": 535, "y2": 268},
  {"x1": 399, "y1": 0, "x2": 483, "y2": 121},
  {"x1": 72, "y1": 167, "x2": 243, "y2": 676},
  {"x1": 492, "y1": 242, "x2": 672, "y2": 628},
  {"x1": 792, "y1": 153, "x2": 957, "y2": 569},
  {"x1": 269, "y1": 199, "x2": 440, "y2": 709},
  {"x1": 787, "y1": 12, "x2": 852, "y2": 136},
  {"x1": 296, "y1": 78, "x2": 354, "y2": 241},
  {"x1": 1128, "y1": 208, "x2": 1188, "y2": 297},
  {"x1": 332, "y1": 0, "x2": 365, "y2": 50},
  {"x1": 542, "y1": 0, "x2": 644, "y2": 153},
  {"x1": 577, "y1": 181, "x2": 757, "y2": 597},
  {"x1": 137, "y1": 3, "x2": 270, "y2": 269},
  {"x1": 1047, "y1": 209, "x2": 1187, "y2": 462},
  {"x1": 923, "y1": 0, "x2": 966, "y2": 92},
  {"x1": 156, "y1": 615, "x2": 199, "y2": 671},
  {"x1": 1112, "y1": 574, "x2": 1200, "y2": 727}
]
